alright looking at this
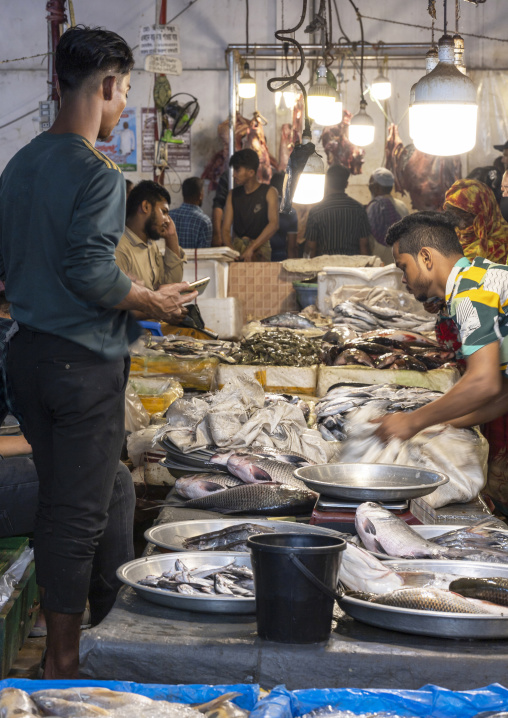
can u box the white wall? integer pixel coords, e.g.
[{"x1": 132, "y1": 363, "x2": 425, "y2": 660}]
[{"x1": 1, "y1": 0, "x2": 507, "y2": 210}]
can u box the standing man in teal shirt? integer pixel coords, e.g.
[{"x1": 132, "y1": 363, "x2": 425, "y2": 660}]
[{"x1": 0, "y1": 27, "x2": 197, "y2": 679}]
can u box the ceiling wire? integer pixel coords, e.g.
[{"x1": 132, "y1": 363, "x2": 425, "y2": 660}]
[{"x1": 360, "y1": 14, "x2": 508, "y2": 44}]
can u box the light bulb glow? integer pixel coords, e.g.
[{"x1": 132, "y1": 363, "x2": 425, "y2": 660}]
[
  {"x1": 371, "y1": 76, "x2": 392, "y2": 101},
  {"x1": 283, "y1": 90, "x2": 297, "y2": 109},
  {"x1": 411, "y1": 103, "x2": 478, "y2": 155},
  {"x1": 348, "y1": 124, "x2": 375, "y2": 147},
  {"x1": 275, "y1": 91, "x2": 283, "y2": 108},
  {"x1": 238, "y1": 78, "x2": 256, "y2": 99},
  {"x1": 316, "y1": 99, "x2": 343, "y2": 127},
  {"x1": 307, "y1": 95, "x2": 336, "y2": 123},
  {"x1": 293, "y1": 173, "x2": 325, "y2": 204}
]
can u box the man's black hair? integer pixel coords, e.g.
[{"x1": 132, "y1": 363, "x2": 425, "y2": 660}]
[
  {"x1": 326, "y1": 164, "x2": 350, "y2": 193},
  {"x1": 385, "y1": 211, "x2": 464, "y2": 258},
  {"x1": 126, "y1": 180, "x2": 171, "y2": 219},
  {"x1": 182, "y1": 177, "x2": 204, "y2": 202},
  {"x1": 229, "y1": 148, "x2": 259, "y2": 173},
  {"x1": 55, "y1": 25, "x2": 134, "y2": 94}
]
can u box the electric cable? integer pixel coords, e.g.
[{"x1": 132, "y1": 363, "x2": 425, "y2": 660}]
[{"x1": 266, "y1": 0, "x2": 311, "y2": 135}]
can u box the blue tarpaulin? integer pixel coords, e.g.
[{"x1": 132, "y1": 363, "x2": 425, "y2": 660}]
[
  {"x1": 0, "y1": 679, "x2": 259, "y2": 711},
  {"x1": 250, "y1": 684, "x2": 508, "y2": 718}
]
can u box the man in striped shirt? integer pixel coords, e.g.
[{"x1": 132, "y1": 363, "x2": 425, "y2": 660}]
[
  {"x1": 304, "y1": 164, "x2": 371, "y2": 257},
  {"x1": 169, "y1": 177, "x2": 212, "y2": 249}
]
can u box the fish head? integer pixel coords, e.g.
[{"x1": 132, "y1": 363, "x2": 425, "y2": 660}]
[
  {"x1": 209, "y1": 450, "x2": 235, "y2": 466},
  {"x1": 226, "y1": 454, "x2": 272, "y2": 483},
  {"x1": 339, "y1": 543, "x2": 403, "y2": 594}
]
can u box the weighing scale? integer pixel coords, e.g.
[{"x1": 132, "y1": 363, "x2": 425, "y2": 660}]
[{"x1": 310, "y1": 497, "x2": 422, "y2": 533}]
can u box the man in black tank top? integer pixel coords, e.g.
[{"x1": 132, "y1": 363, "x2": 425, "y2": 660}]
[{"x1": 222, "y1": 149, "x2": 279, "y2": 261}]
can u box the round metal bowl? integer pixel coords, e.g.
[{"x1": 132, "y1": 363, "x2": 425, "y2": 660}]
[
  {"x1": 340, "y1": 559, "x2": 508, "y2": 639},
  {"x1": 145, "y1": 519, "x2": 344, "y2": 552},
  {"x1": 294, "y1": 463, "x2": 448, "y2": 501},
  {"x1": 117, "y1": 552, "x2": 255, "y2": 614}
]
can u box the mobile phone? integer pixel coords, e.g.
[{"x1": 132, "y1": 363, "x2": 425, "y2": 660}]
[{"x1": 182, "y1": 277, "x2": 210, "y2": 296}]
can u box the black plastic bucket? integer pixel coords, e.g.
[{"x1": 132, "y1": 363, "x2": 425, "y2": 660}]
[{"x1": 248, "y1": 532, "x2": 346, "y2": 644}]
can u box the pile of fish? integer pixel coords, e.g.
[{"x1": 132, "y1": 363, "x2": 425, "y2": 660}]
[
  {"x1": 315, "y1": 383, "x2": 442, "y2": 441},
  {"x1": 0, "y1": 686, "x2": 250, "y2": 718},
  {"x1": 143, "y1": 334, "x2": 237, "y2": 363},
  {"x1": 333, "y1": 300, "x2": 436, "y2": 334},
  {"x1": 330, "y1": 286, "x2": 436, "y2": 334},
  {"x1": 138, "y1": 558, "x2": 255, "y2": 598},
  {"x1": 304, "y1": 710, "x2": 419, "y2": 718},
  {"x1": 172, "y1": 450, "x2": 318, "y2": 516},
  {"x1": 339, "y1": 542, "x2": 508, "y2": 616},
  {"x1": 230, "y1": 327, "x2": 321, "y2": 366},
  {"x1": 260, "y1": 312, "x2": 319, "y2": 330},
  {"x1": 355, "y1": 503, "x2": 508, "y2": 565},
  {"x1": 182, "y1": 523, "x2": 276, "y2": 551},
  {"x1": 321, "y1": 329, "x2": 456, "y2": 371}
]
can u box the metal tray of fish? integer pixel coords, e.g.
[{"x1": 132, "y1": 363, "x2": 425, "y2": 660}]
[
  {"x1": 362, "y1": 525, "x2": 508, "y2": 561},
  {"x1": 340, "y1": 559, "x2": 508, "y2": 639},
  {"x1": 117, "y1": 552, "x2": 255, "y2": 614},
  {"x1": 145, "y1": 519, "x2": 344, "y2": 552},
  {"x1": 294, "y1": 463, "x2": 448, "y2": 501}
]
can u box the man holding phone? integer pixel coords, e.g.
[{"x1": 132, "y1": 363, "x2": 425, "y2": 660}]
[
  {"x1": 117, "y1": 180, "x2": 187, "y2": 291},
  {"x1": 0, "y1": 27, "x2": 197, "y2": 678}
]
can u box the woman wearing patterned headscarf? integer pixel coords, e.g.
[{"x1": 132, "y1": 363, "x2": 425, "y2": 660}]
[{"x1": 444, "y1": 178, "x2": 508, "y2": 264}]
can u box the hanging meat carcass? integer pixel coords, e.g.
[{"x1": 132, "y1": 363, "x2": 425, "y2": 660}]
[
  {"x1": 278, "y1": 123, "x2": 294, "y2": 172},
  {"x1": 242, "y1": 111, "x2": 277, "y2": 184},
  {"x1": 385, "y1": 123, "x2": 462, "y2": 210},
  {"x1": 321, "y1": 112, "x2": 365, "y2": 174},
  {"x1": 201, "y1": 114, "x2": 251, "y2": 190}
]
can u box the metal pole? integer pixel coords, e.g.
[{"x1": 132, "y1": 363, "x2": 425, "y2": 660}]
[
  {"x1": 227, "y1": 48, "x2": 237, "y2": 192},
  {"x1": 46, "y1": 0, "x2": 67, "y2": 103}
]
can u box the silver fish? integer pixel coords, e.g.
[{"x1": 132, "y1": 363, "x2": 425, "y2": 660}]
[
  {"x1": 0, "y1": 688, "x2": 39, "y2": 718},
  {"x1": 260, "y1": 312, "x2": 316, "y2": 329},
  {"x1": 370, "y1": 587, "x2": 491, "y2": 614},
  {"x1": 175, "y1": 475, "x2": 231, "y2": 500},
  {"x1": 182, "y1": 482, "x2": 318, "y2": 516},
  {"x1": 355, "y1": 502, "x2": 454, "y2": 559},
  {"x1": 183, "y1": 522, "x2": 275, "y2": 550},
  {"x1": 225, "y1": 455, "x2": 308, "y2": 490}
]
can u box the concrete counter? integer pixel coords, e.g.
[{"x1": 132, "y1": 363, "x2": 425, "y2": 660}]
[{"x1": 79, "y1": 585, "x2": 508, "y2": 690}]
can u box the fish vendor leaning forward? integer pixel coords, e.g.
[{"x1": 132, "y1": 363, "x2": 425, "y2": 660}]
[{"x1": 375, "y1": 212, "x2": 508, "y2": 512}]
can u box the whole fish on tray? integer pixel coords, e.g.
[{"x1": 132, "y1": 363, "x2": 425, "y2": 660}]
[
  {"x1": 431, "y1": 521, "x2": 508, "y2": 552},
  {"x1": 138, "y1": 558, "x2": 255, "y2": 597},
  {"x1": 355, "y1": 503, "x2": 455, "y2": 559},
  {"x1": 225, "y1": 454, "x2": 308, "y2": 490},
  {"x1": 449, "y1": 577, "x2": 508, "y2": 606},
  {"x1": 180, "y1": 482, "x2": 318, "y2": 516},
  {"x1": 183, "y1": 523, "x2": 276, "y2": 551},
  {"x1": 260, "y1": 312, "x2": 317, "y2": 329},
  {"x1": 370, "y1": 587, "x2": 494, "y2": 614}
]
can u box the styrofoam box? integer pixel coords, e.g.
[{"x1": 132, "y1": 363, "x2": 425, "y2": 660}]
[
  {"x1": 317, "y1": 264, "x2": 403, "y2": 314},
  {"x1": 317, "y1": 365, "x2": 460, "y2": 397},
  {"x1": 199, "y1": 297, "x2": 243, "y2": 340},
  {"x1": 182, "y1": 259, "x2": 229, "y2": 300},
  {"x1": 215, "y1": 364, "x2": 318, "y2": 395}
]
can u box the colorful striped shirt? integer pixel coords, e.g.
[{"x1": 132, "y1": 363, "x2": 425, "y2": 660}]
[{"x1": 445, "y1": 256, "x2": 508, "y2": 371}]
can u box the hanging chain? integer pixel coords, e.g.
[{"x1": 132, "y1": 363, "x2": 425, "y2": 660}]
[
  {"x1": 455, "y1": 0, "x2": 460, "y2": 33},
  {"x1": 431, "y1": 19, "x2": 435, "y2": 45}
]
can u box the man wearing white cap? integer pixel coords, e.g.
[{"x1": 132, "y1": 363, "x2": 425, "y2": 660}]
[{"x1": 366, "y1": 167, "x2": 409, "y2": 265}]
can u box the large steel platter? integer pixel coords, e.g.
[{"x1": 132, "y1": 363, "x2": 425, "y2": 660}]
[
  {"x1": 340, "y1": 559, "x2": 508, "y2": 639},
  {"x1": 295, "y1": 463, "x2": 448, "y2": 501},
  {"x1": 145, "y1": 519, "x2": 344, "y2": 552},
  {"x1": 117, "y1": 552, "x2": 255, "y2": 614}
]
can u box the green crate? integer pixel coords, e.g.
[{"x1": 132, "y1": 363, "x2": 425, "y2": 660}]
[{"x1": 0, "y1": 538, "x2": 38, "y2": 678}]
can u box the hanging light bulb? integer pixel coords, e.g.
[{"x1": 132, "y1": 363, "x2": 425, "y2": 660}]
[
  {"x1": 238, "y1": 61, "x2": 256, "y2": 99},
  {"x1": 410, "y1": 34, "x2": 477, "y2": 156},
  {"x1": 307, "y1": 64, "x2": 339, "y2": 124},
  {"x1": 293, "y1": 138, "x2": 326, "y2": 204},
  {"x1": 348, "y1": 100, "x2": 375, "y2": 147},
  {"x1": 371, "y1": 73, "x2": 392, "y2": 101},
  {"x1": 426, "y1": 46, "x2": 439, "y2": 73}
]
